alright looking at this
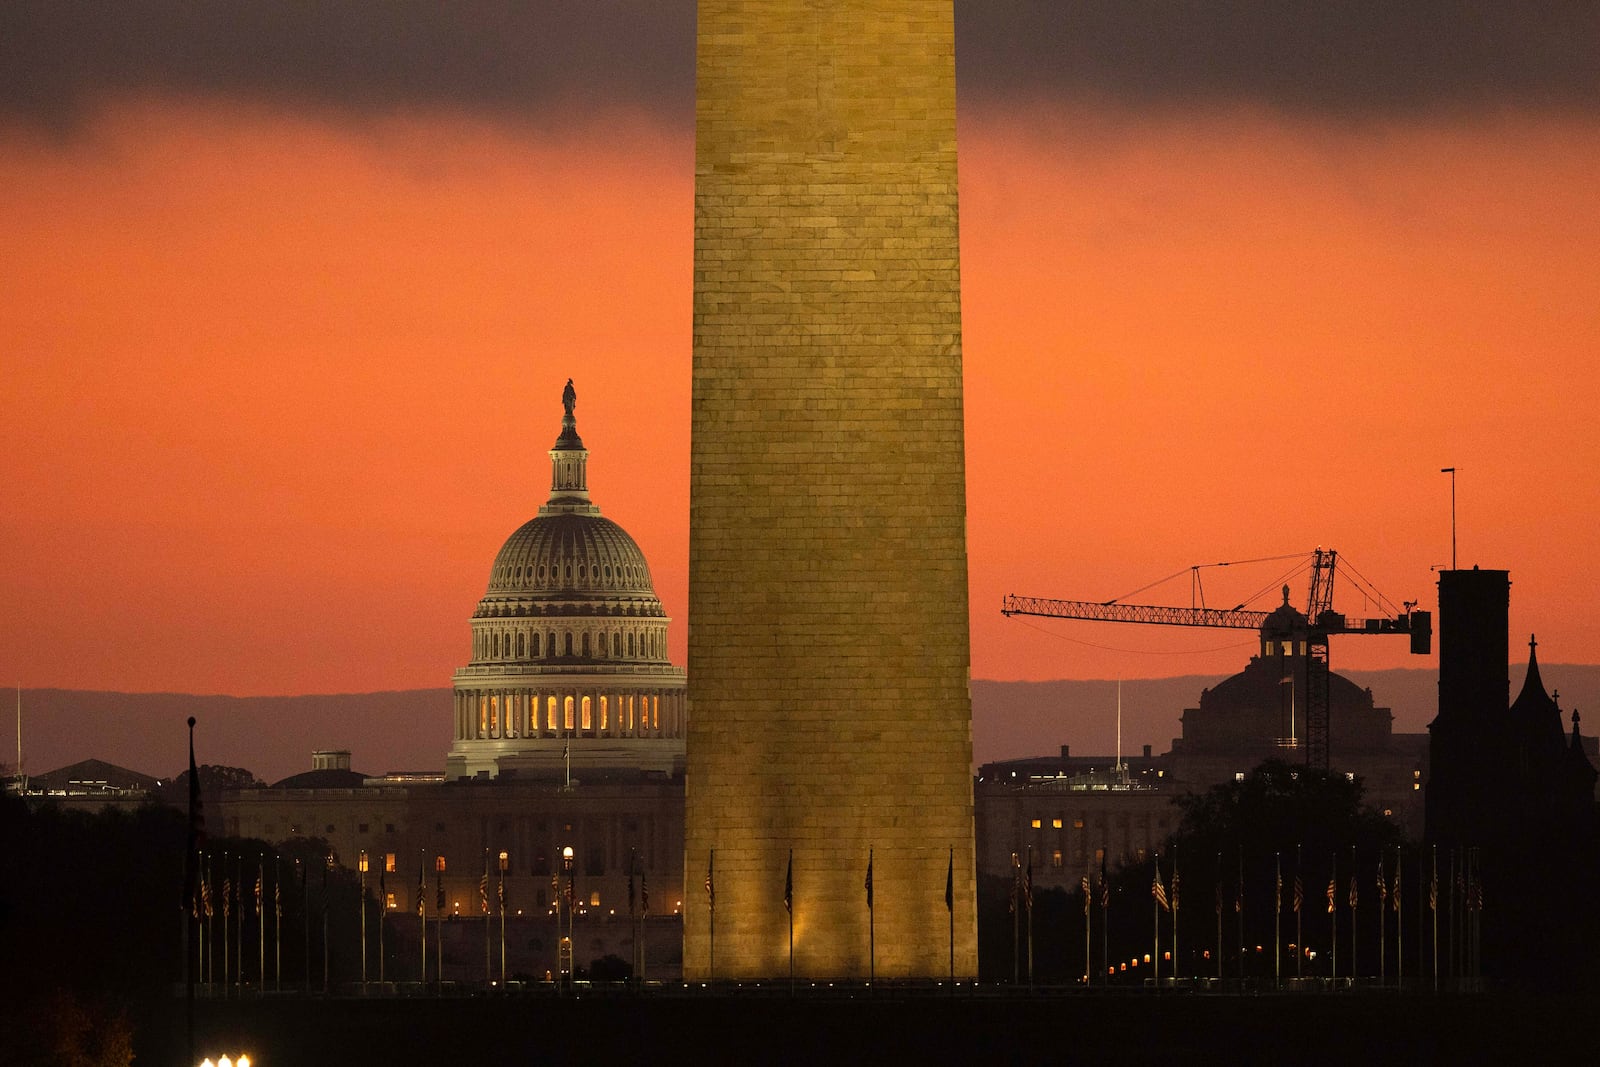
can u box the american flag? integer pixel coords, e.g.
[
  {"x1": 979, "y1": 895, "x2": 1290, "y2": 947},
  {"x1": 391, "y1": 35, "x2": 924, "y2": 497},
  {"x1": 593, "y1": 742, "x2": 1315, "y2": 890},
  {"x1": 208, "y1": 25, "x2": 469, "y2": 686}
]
[
  {"x1": 1152, "y1": 863, "x2": 1169, "y2": 912},
  {"x1": 1391, "y1": 859, "x2": 1402, "y2": 912},
  {"x1": 223, "y1": 874, "x2": 231, "y2": 918},
  {"x1": 864, "y1": 851, "x2": 873, "y2": 911},
  {"x1": 417, "y1": 858, "x2": 425, "y2": 918},
  {"x1": 705, "y1": 851, "x2": 714, "y2": 910},
  {"x1": 479, "y1": 854, "x2": 490, "y2": 914},
  {"x1": 1376, "y1": 862, "x2": 1387, "y2": 907},
  {"x1": 1348, "y1": 875, "x2": 1358, "y2": 910},
  {"x1": 1082, "y1": 876, "x2": 1091, "y2": 916},
  {"x1": 255, "y1": 867, "x2": 263, "y2": 917},
  {"x1": 640, "y1": 871, "x2": 649, "y2": 915},
  {"x1": 1023, "y1": 851, "x2": 1033, "y2": 911},
  {"x1": 1275, "y1": 868, "x2": 1282, "y2": 914},
  {"x1": 1293, "y1": 873, "x2": 1303, "y2": 913},
  {"x1": 1171, "y1": 871, "x2": 1180, "y2": 912},
  {"x1": 1326, "y1": 875, "x2": 1337, "y2": 914}
]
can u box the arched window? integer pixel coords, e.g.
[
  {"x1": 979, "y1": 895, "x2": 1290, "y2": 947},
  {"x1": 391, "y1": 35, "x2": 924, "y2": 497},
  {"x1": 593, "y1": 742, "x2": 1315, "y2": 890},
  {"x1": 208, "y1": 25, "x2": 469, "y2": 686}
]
[
  {"x1": 547, "y1": 631, "x2": 556, "y2": 658},
  {"x1": 628, "y1": 632, "x2": 635, "y2": 658},
  {"x1": 532, "y1": 632, "x2": 541, "y2": 657},
  {"x1": 478, "y1": 696, "x2": 488, "y2": 736},
  {"x1": 581, "y1": 696, "x2": 592, "y2": 732},
  {"x1": 652, "y1": 696, "x2": 660, "y2": 731},
  {"x1": 613, "y1": 633, "x2": 622, "y2": 657},
  {"x1": 489, "y1": 696, "x2": 499, "y2": 736},
  {"x1": 599, "y1": 696, "x2": 609, "y2": 731},
  {"x1": 492, "y1": 633, "x2": 500, "y2": 658},
  {"x1": 563, "y1": 696, "x2": 575, "y2": 732},
  {"x1": 627, "y1": 696, "x2": 635, "y2": 732},
  {"x1": 564, "y1": 632, "x2": 573, "y2": 656},
  {"x1": 547, "y1": 696, "x2": 557, "y2": 732},
  {"x1": 517, "y1": 632, "x2": 525, "y2": 658},
  {"x1": 582, "y1": 632, "x2": 591, "y2": 657}
]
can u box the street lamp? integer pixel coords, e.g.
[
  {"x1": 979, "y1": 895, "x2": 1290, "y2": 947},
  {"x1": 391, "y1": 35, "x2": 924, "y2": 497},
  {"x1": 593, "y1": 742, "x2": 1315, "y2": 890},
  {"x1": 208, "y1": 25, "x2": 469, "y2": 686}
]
[{"x1": 358, "y1": 851, "x2": 369, "y2": 990}]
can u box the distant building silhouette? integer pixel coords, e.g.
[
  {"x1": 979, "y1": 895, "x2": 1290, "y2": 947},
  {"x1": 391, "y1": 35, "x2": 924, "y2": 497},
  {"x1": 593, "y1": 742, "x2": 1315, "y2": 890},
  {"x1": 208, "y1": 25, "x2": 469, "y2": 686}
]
[{"x1": 1425, "y1": 567, "x2": 1598, "y2": 987}]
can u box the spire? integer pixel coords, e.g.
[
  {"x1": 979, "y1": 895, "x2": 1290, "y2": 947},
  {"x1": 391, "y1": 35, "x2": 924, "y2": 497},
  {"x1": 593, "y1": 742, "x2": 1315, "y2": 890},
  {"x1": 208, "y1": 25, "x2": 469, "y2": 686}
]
[
  {"x1": 540, "y1": 380, "x2": 598, "y2": 515},
  {"x1": 1512, "y1": 634, "x2": 1546, "y2": 708}
]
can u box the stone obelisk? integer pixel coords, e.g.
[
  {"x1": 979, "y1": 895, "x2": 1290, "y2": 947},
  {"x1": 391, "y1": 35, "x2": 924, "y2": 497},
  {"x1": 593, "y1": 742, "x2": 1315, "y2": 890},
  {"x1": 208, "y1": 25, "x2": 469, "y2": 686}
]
[{"x1": 686, "y1": 1, "x2": 976, "y2": 978}]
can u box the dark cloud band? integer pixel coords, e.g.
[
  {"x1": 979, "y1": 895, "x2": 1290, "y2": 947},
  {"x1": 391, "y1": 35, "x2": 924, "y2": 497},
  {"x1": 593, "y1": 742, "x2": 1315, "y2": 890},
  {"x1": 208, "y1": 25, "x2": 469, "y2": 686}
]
[{"x1": 3, "y1": 2, "x2": 1596, "y2": 130}]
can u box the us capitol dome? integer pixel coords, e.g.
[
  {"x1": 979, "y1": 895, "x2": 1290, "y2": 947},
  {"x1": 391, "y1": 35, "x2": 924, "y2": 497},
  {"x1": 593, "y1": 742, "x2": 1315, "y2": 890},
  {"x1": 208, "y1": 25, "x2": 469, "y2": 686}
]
[{"x1": 446, "y1": 381, "x2": 686, "y2": 780}]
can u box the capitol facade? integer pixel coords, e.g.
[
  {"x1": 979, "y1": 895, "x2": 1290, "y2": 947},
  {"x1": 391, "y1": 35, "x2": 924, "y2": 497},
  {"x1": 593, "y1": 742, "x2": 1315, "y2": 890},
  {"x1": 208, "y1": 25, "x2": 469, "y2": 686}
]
[{"x1": 446, "y1": 383, "x2": 686, "y2": 781}]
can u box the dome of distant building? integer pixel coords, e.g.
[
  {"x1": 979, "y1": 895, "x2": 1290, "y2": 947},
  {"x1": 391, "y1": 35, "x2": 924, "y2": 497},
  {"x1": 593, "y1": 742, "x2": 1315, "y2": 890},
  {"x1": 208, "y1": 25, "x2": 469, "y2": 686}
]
[{"x1": 445, "y1": 382, "x2": 686, "y2": 781}]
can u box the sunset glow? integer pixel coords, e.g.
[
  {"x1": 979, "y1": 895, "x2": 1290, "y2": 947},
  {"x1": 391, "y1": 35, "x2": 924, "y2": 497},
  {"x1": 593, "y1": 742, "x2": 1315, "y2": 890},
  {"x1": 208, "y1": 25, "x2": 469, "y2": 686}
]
[{"x1": 3, "y1": 91, "x2": 1597, "y2": 695}]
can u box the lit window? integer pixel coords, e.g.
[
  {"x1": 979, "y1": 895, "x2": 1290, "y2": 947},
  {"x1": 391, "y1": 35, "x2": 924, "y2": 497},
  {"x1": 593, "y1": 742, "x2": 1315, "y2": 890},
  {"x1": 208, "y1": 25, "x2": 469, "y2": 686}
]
[
  {"x1": 435, "y1": 855, "x2": 447, "y2": 873},
  {"x1": 1030, "y1": 819, "x2": 1041, "y2": 829},
  {"x1": 590, "y1": 891, "x2": 601, "y2": 907},
  {"x1": 1051, "y1": 818, "x2": 1062, "y2": 829},
  {"x1": 1345, "y1": 772, "x2": 1355, "y2": 782},
  {"x1": 1235, "y1": 772, "x2": 1245, "y2": 782},
  {"x1": 385, "y1": 892, "x2": 396, "y2": 910},
  {"x1": 1413, "y1": 783, "x2": 1421, "y2": 791},
  {"x1": 384, "y1": 853, "x2": 396, "y2": 873},
  {"x1": 1051, "y1": 850, "x2": 1063, "y2": 869},
  {"x1": 1073, "y1": 819, "x2": 1084, "y2": 830}
]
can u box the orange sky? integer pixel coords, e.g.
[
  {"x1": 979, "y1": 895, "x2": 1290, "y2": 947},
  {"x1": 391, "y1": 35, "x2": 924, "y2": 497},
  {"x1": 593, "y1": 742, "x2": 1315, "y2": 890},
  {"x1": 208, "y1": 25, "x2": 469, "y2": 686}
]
[{"x1": 3, "y1": 99, "x2": 1597, "y2": 695}]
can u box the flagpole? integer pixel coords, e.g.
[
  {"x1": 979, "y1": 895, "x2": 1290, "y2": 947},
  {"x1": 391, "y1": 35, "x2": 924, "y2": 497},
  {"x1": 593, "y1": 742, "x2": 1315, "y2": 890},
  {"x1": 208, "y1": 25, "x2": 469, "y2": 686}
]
[
  {"x1": 1171, "y1": 852, "x2": 1179, "y2": 983},
  {"x1": 184, "y1": 717, "x2": 198, "y2": 1067},
  {"x1": 1329, "y1": 851, "x2": 1337, "y2": 984},
  {"x1": 483, "y1": 848, "x2": 491, "y2": 988},
  {"x1": 360, "y1": 851, "x2": 368, "y2": 991},
  {"x1": 1011, "y1": 852, "x2": 1019, "y2": 985},
  {"x1": 1349, "y1": 846, "x2": 1358, "y2": 983},
  {"x1": 1025, "y1": 845, "x2": 1034, "y2": 986},
  {"x1": 1152, "y1": 854, "x2": 1161, "y2": 987},
  {"x1": 1430, "y1": 844, "x2": 1438, "y2": 993},
  {"x1": 707, "y1": 849, "x2": 715, "y2": 982},
  {"x1": 499, "y1": 851, "x2": 507, "y2": 988},
  {"x1": 378, "y1": 866, "x2": 385, "y2": 988},
  {"x1": 320, "y1": 857, "x2": 329, "y2": 995},
  {"x1": 237, "y1": 853, "x2": 245, "y2": 997},
  {"x1": 1295, "y1": 844, "x2": 1303, "y2": 981},
  {"x1": 1274, "y1": 852, "x2": 1281, "y2": 990},
  {"x1": 1395, "y1": 845, "x2": 1403, "y2": 990},
  {"x1": 1236, "y1": 849, "x2": 1244, "y2": 986},
  {"x1": 866, "y1": 848, "x2": 875, "y2": 986},
  {"x1": 1214, "y1": 852, "x2": 1222, "y2": 983},
  {"x1": 786, "y1": 848, "x2": 794, "y2": 991},
  {"x1": 947, "y1": 847, "x2": 955, "y2": 988},
  {"x1": 275, "y1": 854, "x2": 282, "y2": 993},
  {"x1": 1378, "y1": 849, "x2": 1387, "y2": 987},
  {"x1": 419, "y1": 855, "x2": 427, "y2": 990},
  {"x1": 1099, "y1": 857, "x2": 1108, "y2": 987},
  {"x1": 1082, "y1": 876, "x2": 1091, "y2": 986},
  {"x1": 300, "y1": 860, "x2": 309, "y2": 995}
]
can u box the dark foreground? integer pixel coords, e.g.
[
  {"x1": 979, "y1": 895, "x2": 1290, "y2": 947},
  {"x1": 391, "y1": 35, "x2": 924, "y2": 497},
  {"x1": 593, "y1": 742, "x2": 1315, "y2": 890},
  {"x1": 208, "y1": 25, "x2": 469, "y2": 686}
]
[{"x1": 139, "y1": 985, "x2": 1589, "y2": 1066}]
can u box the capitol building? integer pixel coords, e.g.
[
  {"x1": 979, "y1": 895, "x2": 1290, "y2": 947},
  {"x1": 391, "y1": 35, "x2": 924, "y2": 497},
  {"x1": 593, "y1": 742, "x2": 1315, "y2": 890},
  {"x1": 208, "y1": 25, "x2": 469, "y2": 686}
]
[
  {"x1": 447, "y1": 383, "x2": 685, "y2": 781},
  {"x1": 219, "y1": 384, "x2": 687, "y2": 980}
]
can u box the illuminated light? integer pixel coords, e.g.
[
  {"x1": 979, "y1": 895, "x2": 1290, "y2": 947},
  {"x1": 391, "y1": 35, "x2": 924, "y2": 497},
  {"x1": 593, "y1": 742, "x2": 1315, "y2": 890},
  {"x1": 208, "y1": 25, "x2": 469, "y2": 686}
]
[
  {"x1": 238, "y1": 1058, "x2": 251, "y2": 1067},
  {"x1": 1143, "y1": 954, "x2": 1150, "y2": 964},
  {"x1": 201, "y1": 1060, "x2": 215, "y2": 1067},
  {"x1": 219, "y1": 1059, "x2": 233, "y2": 1067},
  {"x1": 1164, "y1": 951, "x2": 1171, "y2": 961}
]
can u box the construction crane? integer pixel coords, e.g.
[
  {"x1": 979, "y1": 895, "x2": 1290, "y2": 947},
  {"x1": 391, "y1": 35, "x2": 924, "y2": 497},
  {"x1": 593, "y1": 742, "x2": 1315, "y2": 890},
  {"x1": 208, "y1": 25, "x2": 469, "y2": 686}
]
[{"x1": 1001, "y1": 549, "x2": 1432, "y2": 771}]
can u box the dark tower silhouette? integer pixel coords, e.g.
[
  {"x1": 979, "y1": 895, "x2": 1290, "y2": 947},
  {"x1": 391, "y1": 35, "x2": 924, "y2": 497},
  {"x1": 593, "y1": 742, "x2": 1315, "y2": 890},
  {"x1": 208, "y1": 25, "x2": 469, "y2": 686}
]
[{"x1": 1425, "y1": 567, "x2": 1598, "y2": 988}]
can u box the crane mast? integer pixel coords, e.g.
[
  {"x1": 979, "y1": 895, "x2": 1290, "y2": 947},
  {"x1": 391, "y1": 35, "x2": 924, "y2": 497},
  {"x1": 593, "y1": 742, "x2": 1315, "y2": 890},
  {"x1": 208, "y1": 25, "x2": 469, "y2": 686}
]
[{"x1": 1002, "y1": 550, "x2": 1431, "y2": 771}]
